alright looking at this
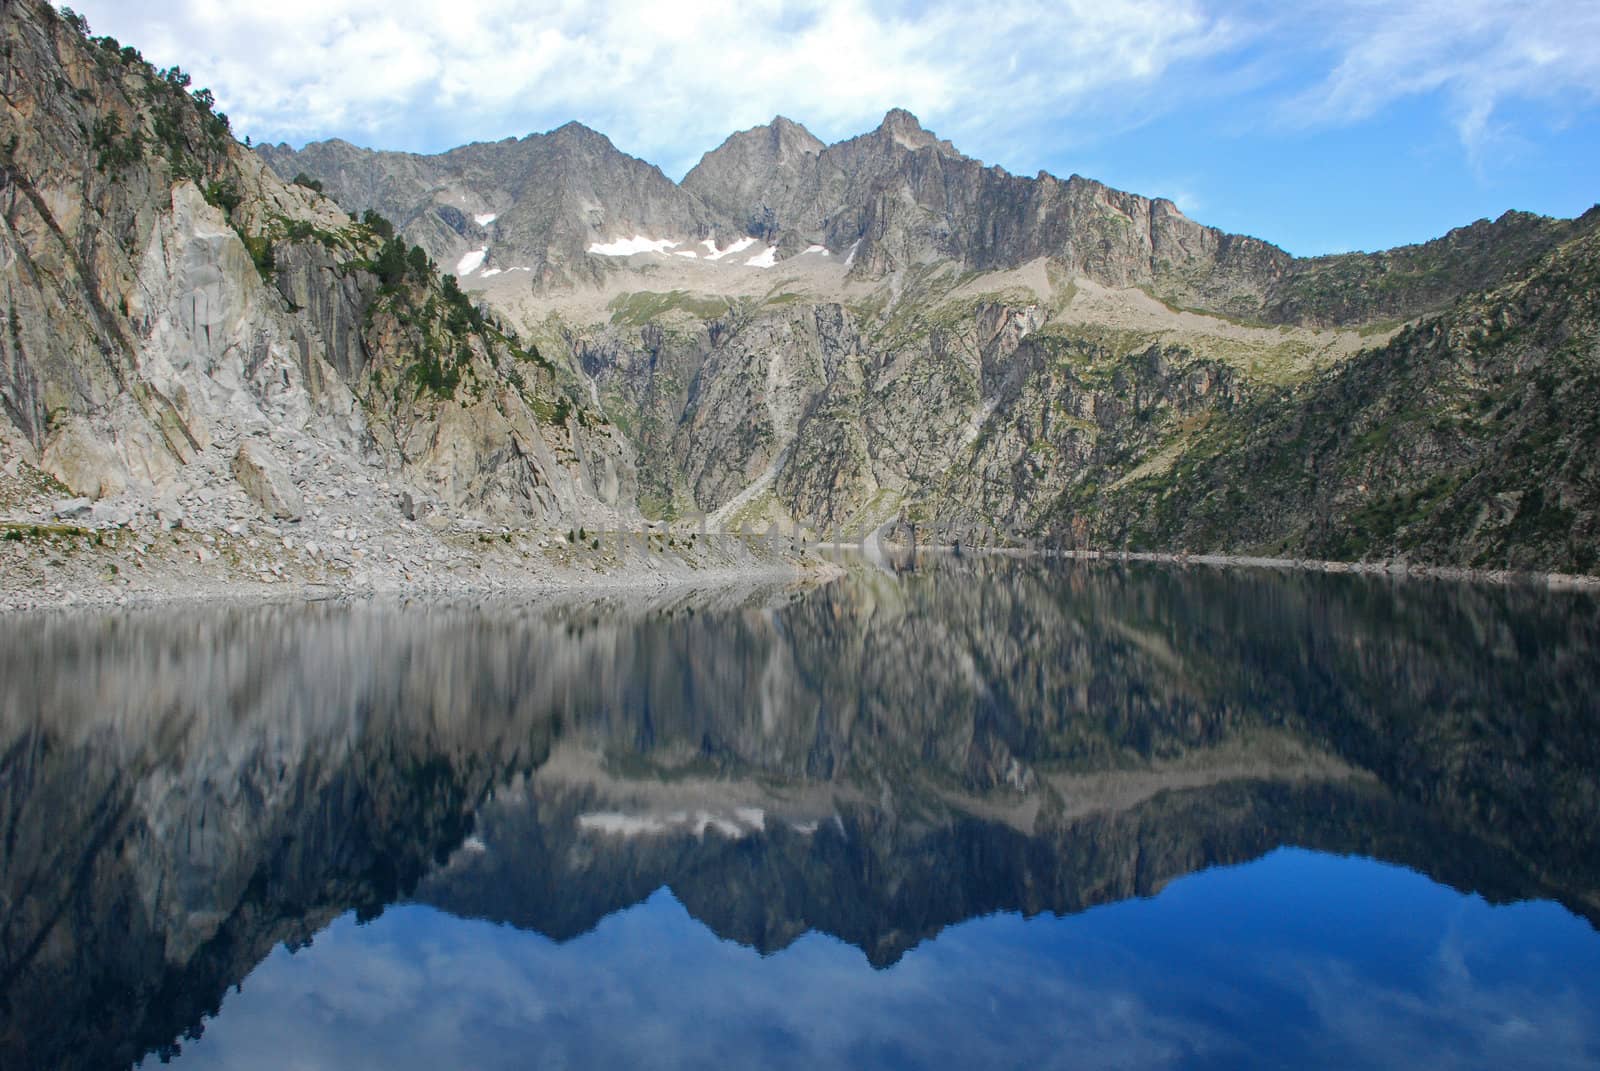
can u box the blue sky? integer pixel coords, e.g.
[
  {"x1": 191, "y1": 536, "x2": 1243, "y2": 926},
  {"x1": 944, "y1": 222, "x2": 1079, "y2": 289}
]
[{"x1": 62, "y1": 0, "x2": 1600, "y2": 256}]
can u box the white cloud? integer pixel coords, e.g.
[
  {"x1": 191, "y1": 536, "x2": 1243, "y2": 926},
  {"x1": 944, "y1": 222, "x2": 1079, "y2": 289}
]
[
  {"x1": 58, "y1": 0, "x2": 1600, "y2": 175},
  {"x1": 171, "y1": 896, "x2": 1224, "y2": 1070},
  {"x1": 1277, "y1": 0, "x2": 1600, "y2": 154},
  {"x1": 163, "y1": 876, "x2": 1600, "y2": 1071},
  {"x1": 63, "y1": 0, "x2": 1236, "y2": 173}
]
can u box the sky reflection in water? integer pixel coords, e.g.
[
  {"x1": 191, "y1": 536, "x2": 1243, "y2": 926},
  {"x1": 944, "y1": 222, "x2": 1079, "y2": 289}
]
[{"x1": 173, "y1": 848, "x2": 1600, "y2": 1071}]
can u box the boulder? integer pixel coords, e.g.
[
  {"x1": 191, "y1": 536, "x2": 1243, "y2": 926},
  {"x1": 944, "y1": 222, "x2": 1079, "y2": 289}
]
[
  {"x1": 42, "y1": 421, "x2": 130, "y2": 500},
  {"x1": 232, "y1": 441, "x2": 304, "y2": 521},
  {"x1": 90, "y1": 501, "x2": 135, "y2": 528}
]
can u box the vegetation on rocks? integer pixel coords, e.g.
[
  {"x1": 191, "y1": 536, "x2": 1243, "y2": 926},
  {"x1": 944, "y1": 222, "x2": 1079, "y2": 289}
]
[{"x1": 1054, "y1": 227, "x2": 1600, "y2": 574}]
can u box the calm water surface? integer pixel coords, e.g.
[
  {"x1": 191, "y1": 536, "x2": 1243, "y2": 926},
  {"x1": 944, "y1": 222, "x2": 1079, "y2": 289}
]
[{"x1": 2, "y1": 556, "x2": 1598, "y2": 1069}]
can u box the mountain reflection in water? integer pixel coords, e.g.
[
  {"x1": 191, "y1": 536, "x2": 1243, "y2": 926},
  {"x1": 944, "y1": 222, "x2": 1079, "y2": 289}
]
[{"x1": 1, "y1": 557, "x2": 1597, "y2": 1069}]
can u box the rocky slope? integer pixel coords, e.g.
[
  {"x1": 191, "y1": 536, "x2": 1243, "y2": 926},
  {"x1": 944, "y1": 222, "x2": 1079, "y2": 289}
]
[
  {"x1": 270, "y1": 102, "x2": 1596, "y2": 574},
  {"x1": 0, "y1": 0, "x2": 641, "y2": 572},
  {"x1": 1046, "y1": 224, "x2": 1600, "y2": 573}
]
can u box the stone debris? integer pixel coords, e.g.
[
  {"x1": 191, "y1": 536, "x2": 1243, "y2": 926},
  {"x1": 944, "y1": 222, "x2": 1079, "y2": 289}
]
[
  {"x1": 90, "y1": 501, "x2": 135, "y2": 528},
  {"x1": 233, "y1": 442, "x2": 305, "y2": 521},
  {"x1": 0, "y1": 440, "x2": 827, "y2": 613}
]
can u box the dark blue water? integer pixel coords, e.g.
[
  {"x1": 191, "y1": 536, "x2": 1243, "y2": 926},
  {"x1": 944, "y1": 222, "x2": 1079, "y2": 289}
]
[{"x1": 2, "y1": 556, "x2": 1597, "y2": 1069}]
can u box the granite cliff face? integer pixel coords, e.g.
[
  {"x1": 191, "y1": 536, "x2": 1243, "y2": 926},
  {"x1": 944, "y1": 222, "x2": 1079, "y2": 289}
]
[{"x1": 0, "y1": 0, "x2": 634, "y2": 534}]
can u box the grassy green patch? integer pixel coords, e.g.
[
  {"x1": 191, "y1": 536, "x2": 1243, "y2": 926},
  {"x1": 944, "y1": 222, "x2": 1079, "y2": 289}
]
[{"x1": 608, "y1": 290, "x2": 731, "y2": 326}]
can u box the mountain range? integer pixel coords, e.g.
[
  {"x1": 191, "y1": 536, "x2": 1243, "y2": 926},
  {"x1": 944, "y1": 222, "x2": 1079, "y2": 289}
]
[
  {"x1": 3, "y1": 0, "x2": 1597, "y2": 574},
  {"x1": 261, "y1": 107, "x2": 1587, "y2": 327}
]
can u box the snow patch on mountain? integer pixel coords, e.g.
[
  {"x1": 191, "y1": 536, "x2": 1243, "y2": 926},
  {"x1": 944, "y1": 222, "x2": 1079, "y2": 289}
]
[
  {"x1": 703, "y1": 236, "x2": 756, "y2": 261},
  {"x1": 588, "y1": 235, "x2": 681, "y2": 257}
]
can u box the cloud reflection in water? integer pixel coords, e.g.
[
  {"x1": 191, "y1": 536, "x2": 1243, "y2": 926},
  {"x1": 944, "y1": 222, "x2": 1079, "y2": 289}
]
[{"x1": 172, "y1": 849, "x2": 1600, "y2": 1071}]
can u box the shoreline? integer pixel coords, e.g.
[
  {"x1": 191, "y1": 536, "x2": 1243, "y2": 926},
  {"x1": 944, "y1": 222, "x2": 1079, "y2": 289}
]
[
  {"x1": 824, "y1": 541, "x2": 1600, "y2": 593},
  {"x1": 1099, "y1": 549, "x2": 1600, "y2": 592},
  {"x1": 0, "y1": 516, "x2": 840, "y2": 615},
  {"x1": 0, "y1": 562, "x2": 836, "y2": 617},
  {"x1": 6, "y1": 518, "x2": 1596, "y2": 615}
]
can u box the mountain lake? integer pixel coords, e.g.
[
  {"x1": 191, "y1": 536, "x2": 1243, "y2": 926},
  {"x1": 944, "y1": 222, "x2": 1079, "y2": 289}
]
[{"x1": 2, "y1": 554, "x2": 1597, "y2": 1069}]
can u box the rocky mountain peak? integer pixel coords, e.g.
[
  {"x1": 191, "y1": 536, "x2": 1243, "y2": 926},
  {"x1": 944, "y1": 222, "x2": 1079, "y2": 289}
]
[
  {"x1": 678, "y1": 117, "x2": 828, "y2": 242},
  {"x1": 684, "y1": 115, "x2": 823, "y2": 178},
  {"x1": 873, "y1": 107, "x2": 956, "y2": 155},
  {"x1": 539, "y1": 121, "x2": 657, "y2": 180},
  {"x1": 768, "y1": 114, "x2": 823, "y2": 144},
  {"x1": 547, "y1": 120, "x2": 611, "y2": 149},
  {"x1": 261, "y1": 116, "x2": 727, "y2": 283},
  {"x1": 877, "y1": 106, "x2": 922, "y2": 139}
]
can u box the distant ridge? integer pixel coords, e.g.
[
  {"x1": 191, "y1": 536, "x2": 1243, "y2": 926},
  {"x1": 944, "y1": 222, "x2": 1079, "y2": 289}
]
[{"x1": 265, "y1": 109, "x2": 1592, "y2": 327}]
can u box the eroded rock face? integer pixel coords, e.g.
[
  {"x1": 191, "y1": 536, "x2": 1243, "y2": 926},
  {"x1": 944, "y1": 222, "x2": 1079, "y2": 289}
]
[
  {"x1": 41, "y1": 420, "x2": 136, "y2": 499},
  {"x1": 0, "y1": 0, "x2": 634, "y2": 530},
  {"x1": 259, "y1": 123, "x2": 732, "y2": 286},
  {"x1": 573, "y1": 288, "x2": 1239, "y2": 538},
  {"x1": 232, "y1": 440, "x2": 303, "y2": 519}
]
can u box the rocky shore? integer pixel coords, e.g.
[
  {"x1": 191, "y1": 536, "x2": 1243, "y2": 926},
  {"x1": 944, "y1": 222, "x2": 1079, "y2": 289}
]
[
  {"x1": 9, "y1": 431, "x2": 1592, "y2": 614},
  {"x1": 1055, "y1": 549, "x2": 1600, "y2": 592},
  {"x1": 0, "y1": 453, "x2": 828, "y2": 614}
]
